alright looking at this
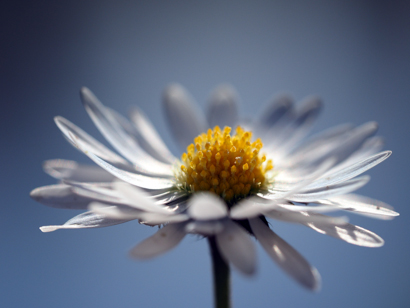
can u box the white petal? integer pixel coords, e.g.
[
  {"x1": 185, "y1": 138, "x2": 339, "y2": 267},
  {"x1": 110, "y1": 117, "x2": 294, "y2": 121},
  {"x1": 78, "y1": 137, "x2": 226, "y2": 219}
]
[
  {"x1": 261, "y1": 158, "x2": 335, "y2": 198},
  {"x1": 43, "y1": 159, "x2": 115, "y2": 182},
  {"x1": 268, "y1": 96, "x2": 322, "y2": 153},
  {"x1": 80, "y1": 87, "x2": 173, "y2": 176},
  {"x1": 129, "y1": 223, "x2": 186, "y2": 259},
  {"x1": 89, "y1": 202, "x2": 189, "y2": 224},
  {"x1": 216, "y1": 220, "x2": 256, "y2": 275},
  {"x1": 54, "y1": 116, "x2": 126, "y2": 165},
  {"x1": 30, "y1": 184, "x2": 92, "y2": 209},
  {"x1": 138, "y1": 212, "x2": 189, "y2": 225},
  {"x1": 40, "y1": 211, "x2": 132, "y2": 232},
  {"x1": 128, "y1": 108, "x2": 176, "y2": 164},
  {"x1": 89, "y1": 203, "x2": 144, "y2": 220},
  {"x1": 263, "y1": 202, "x2": 344, "y2": 213},
  {"x1": 265, "y1": 210, "x2": 348, "y2": 225},
  {"x1": 207, "y1": 84, "x2": 238, "y2": 128},
  {"x1": 113, "y1": 182, "x2": 174, "y2": 214},
  {"x1": 153, "y1": 190, "x2": 189, "y2": 205},
  {"x1": 305, "y1": 216, "x2": 384, "y2": 247},
  {"x1": 71, "y1": 135, "x2": 175, "y2": 190},
  {"x1": 68, "y1": 181, "x2": 126, "y2": 204},
  {"x1": 230, "y1": 197, "x2": 271, "y2": 219},
  {"x1": 289, "y1": 122, "x2": 376, "y2": 167},
  {"x1": 187, "y1": 193, "x2": 228, "y2": 220},
  {"x1": 250, "y1": 218, "x2": 321, "y2": 290},
  {"x1": 258, "y1": 94, "x2": 293, "y2": 129},
  {"x1": 289, "y1": 123, "x2": 354, "y2": 161},
  {"x1": 162, "y1": 83, "x2": 207, "y2": 150},
  {"x1": 322, "y1": 194, "x2": 399, "y2": 220},
  {"x1": 307, "y1": 151, "x2": 391, "y2": 190},
  {"x1": 288, "y1": 176, "x2": 370, "y2": 203},
  {"x1": 185, "y1": 221, "x2": 225, "y2": 235}
]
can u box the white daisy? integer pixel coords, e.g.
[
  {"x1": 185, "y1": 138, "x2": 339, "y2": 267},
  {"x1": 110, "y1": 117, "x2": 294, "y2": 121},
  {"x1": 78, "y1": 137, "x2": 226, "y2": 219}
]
[{"x1": 31, "y1": 84, "x2": 398, "y2": 296}]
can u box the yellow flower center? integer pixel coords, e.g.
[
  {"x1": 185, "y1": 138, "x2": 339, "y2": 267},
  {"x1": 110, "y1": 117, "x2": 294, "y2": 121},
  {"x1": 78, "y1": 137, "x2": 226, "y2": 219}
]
[{"x1": 176, "y1": 126, "x2": 273, "y2": 202}]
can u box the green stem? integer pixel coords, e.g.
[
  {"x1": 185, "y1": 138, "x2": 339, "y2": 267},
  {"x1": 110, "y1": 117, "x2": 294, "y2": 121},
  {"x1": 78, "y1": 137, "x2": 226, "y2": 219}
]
[{"x1": 208, "y1": 237, "x2": 231, "y2": 308}]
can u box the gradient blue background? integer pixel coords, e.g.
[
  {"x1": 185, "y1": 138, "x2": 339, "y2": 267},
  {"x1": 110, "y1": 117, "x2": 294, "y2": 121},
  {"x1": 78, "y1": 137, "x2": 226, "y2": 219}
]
[{"x1": 1, "y1": 1, "x2": 410, "y2": 307}]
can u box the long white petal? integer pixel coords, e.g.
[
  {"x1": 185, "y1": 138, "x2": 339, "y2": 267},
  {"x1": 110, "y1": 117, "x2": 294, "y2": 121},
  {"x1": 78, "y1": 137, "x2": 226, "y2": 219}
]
[
  {"x1": 43, "y1": 159, "x2": 115, "y2": 182},
  {"x1": 54, "y1": 116, "x2": 127, "y2": 165},
  {"x1": 288, "y1": 176, "x2": 370, "y2": 203},
  {"x1": 30, "y1": 184, "x2": 92, "y2": 209},
  {"x1": 250, "y1": 218, "x2": 321, "y2": 290},
  {"x1": 113, "y1": 182, "x2": 174, "y2": 214},
  {"x1": 307, "y1": 151, "x2": 391, "y2": 190},
  {"x1": 187, "y1": 193, "x2": 228, "y2": 220},
  {"x1": 258, "y1": 94, "x2": 293, "y2": 130},
  {"x1": 129, "y1": 223, "x2": 186, "y2": 259},
  {"x1": 128, "y1": 108, "x2": 176, "y2": 164},
  {"x1": 216, "y1": 220, "x2": 256, "y2": 275},
  {"x1": 162, "y1": 83, "x2": 207, "y2": 150},
  {"x1": 70, "y1": 135, "x2": 175, "y2": 190},
  {"x1": 40, "y1": 211, "x2": 132, "y2": 232},
  {"x1": 289, "y1": 122, "x2": 378, "y2": 168},
  {"x1": 207, "y1": 84, "x2": 238, "y2": 128},
  {"x1": 268, "y1": 96, "x2": 322, "y2": 153},
  {"x1": 321, "y1": 194, "x2": 399, "y2": 220},
  {"x1": 68, "y1": 181, "x2": 126, "y2": 204},
  {"x1": 265, "y1": 210, "x2": 348, "y2": 225},
  {"x1": 89, "y1": 202, "x2": 189, "y2": 224},
  {"x1": 304, "y1": 214, "x2": 384, "y2": 247},
  {"x1": 138, "y1": 212, "x2": 189, "y2": 225},
  {"x1": 261, "y1": 158, "x2": 335, "y2": 197},
  {"x1": 80, "y1": 87, "x2": 173, "y2": 176}
]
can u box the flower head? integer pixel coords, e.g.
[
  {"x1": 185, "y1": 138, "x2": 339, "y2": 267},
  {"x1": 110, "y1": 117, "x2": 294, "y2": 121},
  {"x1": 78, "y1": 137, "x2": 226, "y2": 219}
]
[{"x1": 31, "y1": 84, "x2": 399, "y2": 291}]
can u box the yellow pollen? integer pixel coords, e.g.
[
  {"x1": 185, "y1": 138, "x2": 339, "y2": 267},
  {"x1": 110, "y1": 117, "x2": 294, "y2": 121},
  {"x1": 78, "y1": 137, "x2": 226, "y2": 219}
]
[{"x1": 177, "y1": 125, "x2": 274, "y2": 201}]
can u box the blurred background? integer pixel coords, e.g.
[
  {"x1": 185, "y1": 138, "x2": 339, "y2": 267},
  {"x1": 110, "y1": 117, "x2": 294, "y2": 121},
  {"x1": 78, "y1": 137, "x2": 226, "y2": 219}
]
[{"x1": 1, "y1": 0, "x2": 410, "y2": 307}]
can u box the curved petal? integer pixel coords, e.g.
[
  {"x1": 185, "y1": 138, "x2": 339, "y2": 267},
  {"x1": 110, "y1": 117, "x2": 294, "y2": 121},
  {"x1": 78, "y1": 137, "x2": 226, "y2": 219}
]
[
  {"x1": 89, "y1": 202, "x2": 189, "y2": 224},
  {"x1": 288, "y1": 176, "x2": 370, "y2": 203},
  {"x1": 265, "y1": 209, "x2": 348, "y2": 225},
  {"x1": 187, "y1": 193, "x2": 228, "y2": 220},
  {"x1": 128, "y1": 107, "x2": 176, "y2": 164},
  {"x1": 289, "y1": 123, "x2": 354, "y2": 161},
  {"x1": 258, "y1": 94, "x2": 294, "y2": 130},
  {"x1": 216, "y1": 220, "x2": 256, "y2": 275},
  {"x1": 69, "y1": 133, "x2": 175, "y2": 190},
  {"x1": 162, "y1": 83, "x2": 207, "y2": 150},
  {"x1": 230, "y1": 197, "x2": 270, "y2": 219},
  {"x1": 68, "y1": 181, "x2": 126, "y2": 204},
  {"x1": 80, "y1": 87, "x2": 173, "y2": 176},
  {"x1": 113, "y1": 182, "x2": 174, "y2": 214},
  {"x1": 129, "y1": 223, "x2": 186, "y2": 259},
  {"x1": 89, "y1": 203, "x2": 144, "y2": 220},
  {"x1": 322, "y1": 194, "x2": 399, "y2": 220},
  {"x1": 289, "y1": 122, "x2": 377, "y2": 168},
  {"x1": 250, "y1": 218, "x2": 321, "y2": 290},
  {"x1": 30, "y1": 184, "x2": 92, "y2": 209},
  {"x1": 43, "y1": 159, "x2": 115, "y2": 182},
  {"x1": 207, "y1": 84, "x2": 238, "y2": 128},
  {"x1": 267, "y1": 96, "x2": 322, "y2": 153},
  {"x1": 40, "y1": 211, "x2": 132, "y2": 232},
  {"x1": 54, "y1": 116, "x2": 127, "y2": 165},
  {"x1": 307, "y1": 151, "x2": 391, "y2": 190},
  {"x1": 303, "y1": 213, "x2": 384, "y2": 247}
]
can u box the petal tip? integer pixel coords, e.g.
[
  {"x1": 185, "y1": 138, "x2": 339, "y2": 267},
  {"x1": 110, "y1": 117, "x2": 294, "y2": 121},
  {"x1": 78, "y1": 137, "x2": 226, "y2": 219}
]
[{"x1": 40, "y1": 226, "x2": 58, "y2": 233}]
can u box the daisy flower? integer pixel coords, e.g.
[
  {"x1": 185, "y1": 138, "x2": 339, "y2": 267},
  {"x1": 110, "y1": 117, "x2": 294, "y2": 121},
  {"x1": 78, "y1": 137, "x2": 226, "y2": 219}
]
[{"x1": 31, "y1": 84, "x2": 398, "y2": 307}]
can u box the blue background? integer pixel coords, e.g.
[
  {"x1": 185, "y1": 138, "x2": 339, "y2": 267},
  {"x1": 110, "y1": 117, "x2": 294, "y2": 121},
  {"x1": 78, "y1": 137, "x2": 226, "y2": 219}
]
[{"x1": 1, "y1": 1, "x2": 410, "y2": 307}]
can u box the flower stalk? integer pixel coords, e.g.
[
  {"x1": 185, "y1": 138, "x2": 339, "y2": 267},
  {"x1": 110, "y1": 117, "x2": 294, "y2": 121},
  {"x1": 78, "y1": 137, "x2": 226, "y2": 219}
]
[{"x1": 208, "y1": 236, "x2": 231, "y2": 308}]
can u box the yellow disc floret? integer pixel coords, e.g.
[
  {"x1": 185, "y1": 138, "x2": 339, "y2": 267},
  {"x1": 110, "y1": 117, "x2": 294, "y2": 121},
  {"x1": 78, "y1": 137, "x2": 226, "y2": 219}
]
[{"x1": 176, "y1": 126, "x2": 274, "y2": 202}]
